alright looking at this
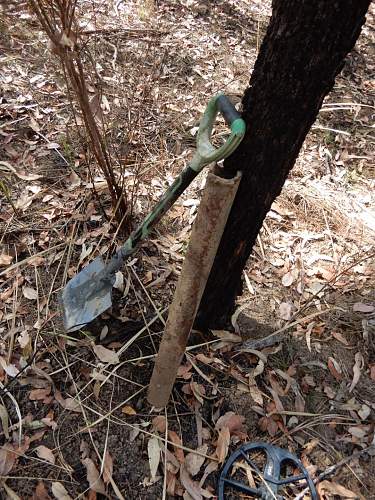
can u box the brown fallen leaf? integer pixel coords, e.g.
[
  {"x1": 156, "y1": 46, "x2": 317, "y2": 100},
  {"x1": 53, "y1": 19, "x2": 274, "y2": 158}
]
[
  {"x1": 148, "y1": 436, "x2": 160, "y2": 480},
  {"x1": 191, "y1": 381, "x2": 206, "y2": 405},
  {"x1": 195, "y1": 353, "x2": 213, "y2": 365},
  {"x1": 1, "y1": 482, "x2": 21, "y2": 500},
  {"x1": 82, "y1": 457, "x2": 106, "y2": 494},
  {"x1": 349, "y1": 352, "x2": 364, "y2": 393},
  {"x1": 318, "y1": 480, "x2": 364, "y2": 499},
  {"x1": 248, "y1": 375, "x2": 264, "y2": 405},
  {"x1": 55, "y1": 390, "x2": 82, "y2": 413},
  {"x1": 215, "y1": 427, "x2": 230, "y2": 464},
  {"x1": 327, "y1": 356, "x2": 343, "y2": 381},
  {"x1": 35, "y1": 445, "x2": 55, "y2": 464},
  {"x1": 0, "y1": 444, "x2": 18, "y2": 475},
  {"x1": 23, "y1": 286, "x2": 38, "y2": 300},
  {"x1": 93, "y1": 344, "x2": 120, "y2": 364},
  {"x1": 215, "y1": 411, "x2": 246, "y2": 437},
  {"x1": 168, "y1": 430, "x2": 185, "y2": 464},
  {"x1": 103, "y1": 450, "x2": 113, "y2": 484},
  {"x1": 0, "y1": 254, "x2": 13, "y2": 266},
  {"x1": 0, "y1": 438, "x2": 30, "y2": 476},
  {"x1": 211, "y1": 330, "x2": 242, "y2": 343},
  {"x1": 199, "y1": 460, "x2": 218, "y2": 489},
  {"x1": 180, "y1": 465, "x2": 212, "y2": 499},
  {"x1": 353, "y1": 302, "x2": 374, "y2": 313},
  {"x1": 185, "y1": 444, "x2": 208, "y2": 477},
  {"x1": 279, "y1": 301, "x2": 293, "y2": 320},
  {"x1": 0, "y1": 404, "x2": 9, "y2": 439},
  {"x1": 121, "y1": 405, "x2": 136, "y2": 415},
  {"x1": 177, "y1": 363, "x2": 193, "y2": 379},
  {"x1": 51, "y1": 481, "x2": 72, "y2": 500},
  {"x1": 29, "y1": 387, "x2": 51, "y2": 401},
  {"x1": 281, "y1": 269, "x2": 297, "y2": 287},
  {"x1": 32, "y1": 481, "x2": 52, "y2": 500},
  {"x1": 258, "y1": 416, "x2": 279, "y2": 437},
  {"x1": 331, "y1": 330, "x2": 349, "y2": 345},
  {"x1": 166, "y1": 470, "x2": 177, "y2": 496},
  {"x1": 152, "y1": 415, "x2": 167, "y2": 433}
]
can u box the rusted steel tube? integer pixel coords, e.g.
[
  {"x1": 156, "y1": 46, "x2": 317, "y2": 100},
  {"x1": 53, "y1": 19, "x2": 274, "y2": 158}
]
[{"x1": 147, "y1": 168, "x2": 242, "y2": 407}]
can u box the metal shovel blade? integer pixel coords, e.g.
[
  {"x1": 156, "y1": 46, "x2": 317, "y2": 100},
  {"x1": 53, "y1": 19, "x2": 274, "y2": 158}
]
[{"x1": 61, "y1": 257, "x2": 115, "y2": 332}]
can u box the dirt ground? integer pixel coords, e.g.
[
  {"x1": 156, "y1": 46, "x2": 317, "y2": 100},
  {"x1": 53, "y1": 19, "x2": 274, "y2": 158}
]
[{"x1": 0, "y1": 1, "x2": 374, "y2": 499}]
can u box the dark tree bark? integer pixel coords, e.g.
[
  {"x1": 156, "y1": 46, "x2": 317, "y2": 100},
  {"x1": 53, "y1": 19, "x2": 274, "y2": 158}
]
[{"x1": 196, "y1": 0, "x2": 371, "y2": 329}]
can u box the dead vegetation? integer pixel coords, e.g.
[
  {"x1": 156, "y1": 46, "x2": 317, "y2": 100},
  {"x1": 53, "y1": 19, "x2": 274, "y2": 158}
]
[{"x1": 0, "y1": 1, "x2": 374, "y2": 499}]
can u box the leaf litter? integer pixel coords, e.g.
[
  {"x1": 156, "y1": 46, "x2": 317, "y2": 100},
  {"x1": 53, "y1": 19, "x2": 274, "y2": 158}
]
[{"x1": 0, "y1": 0, "x2": 374, "y2": 498}]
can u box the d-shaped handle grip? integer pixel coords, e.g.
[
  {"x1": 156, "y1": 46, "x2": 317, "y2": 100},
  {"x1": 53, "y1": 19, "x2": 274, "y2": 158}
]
[
  {"x1": 217, "y1": 94, "x2": 242, "y2": 126},
  {"x1": 189, "y1": 93, "x2": 246, "y2": 171}
]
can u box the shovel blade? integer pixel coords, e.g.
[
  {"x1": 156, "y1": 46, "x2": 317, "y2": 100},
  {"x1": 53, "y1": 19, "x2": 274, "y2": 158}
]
[{"x1": 61, "y1": 257, "x2": 114, "y2": 332}]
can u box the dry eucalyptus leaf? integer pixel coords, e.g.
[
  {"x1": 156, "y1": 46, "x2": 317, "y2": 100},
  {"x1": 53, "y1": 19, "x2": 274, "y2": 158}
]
[
  {"x1": 78, "y1": 243, "x2": 93, "y2": 264},
  {"x1": 0, "y1": 254, "x2": 13, "y2": 266},
  {"x1": 15, "y1": 191, "x2": 34, "y2": 211},
  {"x1": 215, "y1": 427, "x2": 230, "y2": 464},
  {"x1": 0, "y1": 404, "x2": 9, "y2": 439},
  {"x1": 180, "y1": 465, "x2": 212, "y2": 500},
  {"x1": 318, "y1": 480, "x2": 363, "y2": 499},
  {"x1": 248, "y1": 376, "x2": 264, "y2": 406},
  {"x1": 331, "y1": 330, "x2": 349, "y2": 345},
  {"x1": 35, "y1": 445, "x2": 55, "y2": 464},
  {"x1": 211, "y1": 330, "x2": 242, "y2": 342},
  {"x1": 281, "y1": 270, "x2": 295, "y2": 287},
  {"x1": 353, "y1": 302, "x2": 374, "y2": 313},
  {"x1": 185, "y1": 444, "x2": 208, "y2": 477},
  {"x1": 348, "y1": 426, "x2": 367, "y2": 439},
  {"x1": 32, "y1": 481, "x2": 51, "y2": 500},
  {"x1": 122, "y1": 405, "x2": 136, "y2": 415},
  {"x1": 349, "y1": 352, "x2": 364, "y2": 392},
  {"x1": 67, "y1": 171, "x2": 81, "y2": 190},
  {"x1": 51, "y1": 482, "x2": 72, "y2": 500},
  {"x1": 114, "y1": 271, "x2": 124, "y2": 291},
  {"x1": 93, "y1": 344, "x2": 119, "y2": 364},
  {"x1": 2, "y1": 482, "x2": 21, "y2": 500},
  {"x1": 327, "y1": 357, "x2": 343, "y2": 381},
  {"x1": 99, "y1": 325, "x2": 108, "y2": 341},
  {"x1": 168, "y1": 430, "x2": 184, "y2": 464},
  {"x1": 148, "y1": 437, "x2": 160, "y2": 480},
  {"x1": 29, "y1": 388, "x2": 51, "y2": 401},
  {"x1": 54, "y1": 391, "x2": 82, "y2": 413},
  {"x1": 82, "y1": 458, "x2": 106, "y2": 494},
  {"x1": 103, "y1": 450, "x2": 113, "y2": 484},
  {"x1": 152, "y1": 415, "x2": 167, "y2": 433},
  {"x1": 215, "y1": 412, "x2": 246, "y2": 436},
  {"x1": 0, "y1": 357, "x2": 19, "y2": 377},
  {"x1": 23, "y1": 286, "x2": 38, "y2": 300},
  {"x1": 0, "y1": 444, "x2": 17, "y2": 475},
  {"x1": 279, "y1": 302, "x2": 293, "y2": 320},
  {"x1": 18, "y1": 330, "x2": 31, "y2": 349},
  {"x1": 357, "y1": 404, "x2": 371, "y2": 421}
]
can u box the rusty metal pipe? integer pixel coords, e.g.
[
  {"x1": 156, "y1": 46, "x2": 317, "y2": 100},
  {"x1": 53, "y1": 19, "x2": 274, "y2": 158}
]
[{"x1": 147, "y1": 168, "x2": 242, "y2": 407}]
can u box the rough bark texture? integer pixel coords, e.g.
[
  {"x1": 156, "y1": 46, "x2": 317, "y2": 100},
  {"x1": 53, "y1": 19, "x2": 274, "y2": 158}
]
[{"x1": 196, "y1": 0, "x2": 371, "y2": 329}]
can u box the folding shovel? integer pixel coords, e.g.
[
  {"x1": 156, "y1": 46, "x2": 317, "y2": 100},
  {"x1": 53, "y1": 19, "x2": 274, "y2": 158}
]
[{"x1": 61, "y1": 94, "x2": 246, "y2": 332}]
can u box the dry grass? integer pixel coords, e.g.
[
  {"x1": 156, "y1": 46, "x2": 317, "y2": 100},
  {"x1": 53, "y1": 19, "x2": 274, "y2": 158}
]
[{"x1": 0, "y1": 0, "x2": 374, "y2": 498}]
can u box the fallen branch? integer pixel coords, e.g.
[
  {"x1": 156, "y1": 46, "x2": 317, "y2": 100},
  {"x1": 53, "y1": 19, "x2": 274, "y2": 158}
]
[{"x1": 294, "y1": 445, "x2": 375, "y2": 500}]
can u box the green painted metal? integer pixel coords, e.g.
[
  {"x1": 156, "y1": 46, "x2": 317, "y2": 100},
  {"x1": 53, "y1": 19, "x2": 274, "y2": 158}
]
[{"x1": 61, "y1": 93, "x2": 246, "y2": 332}]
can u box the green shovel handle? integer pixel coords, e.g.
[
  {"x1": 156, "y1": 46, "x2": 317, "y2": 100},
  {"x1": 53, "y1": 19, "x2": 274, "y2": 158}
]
[
  {"x1": 190, "y1": 93, "x2": 246, "y2": 171},
  {"x1": 106, "y1": 94, "x2": 245, "y2": 275}
]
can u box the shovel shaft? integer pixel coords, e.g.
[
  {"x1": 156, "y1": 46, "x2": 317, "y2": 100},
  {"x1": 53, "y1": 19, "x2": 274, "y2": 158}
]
[{"x1": 105, "y1": 165, "x2": 198, "y2": 275}]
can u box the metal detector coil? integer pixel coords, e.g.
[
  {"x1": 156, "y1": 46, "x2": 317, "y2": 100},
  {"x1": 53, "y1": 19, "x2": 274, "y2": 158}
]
[{"x1": 218, "y1": 442, "x2": 317, "y2": 500}]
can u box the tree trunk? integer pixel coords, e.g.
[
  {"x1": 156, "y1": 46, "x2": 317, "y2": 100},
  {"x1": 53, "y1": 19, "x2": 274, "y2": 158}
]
[{"x1": 196, "y1": 0, "x2": 371, "y2": 329}]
